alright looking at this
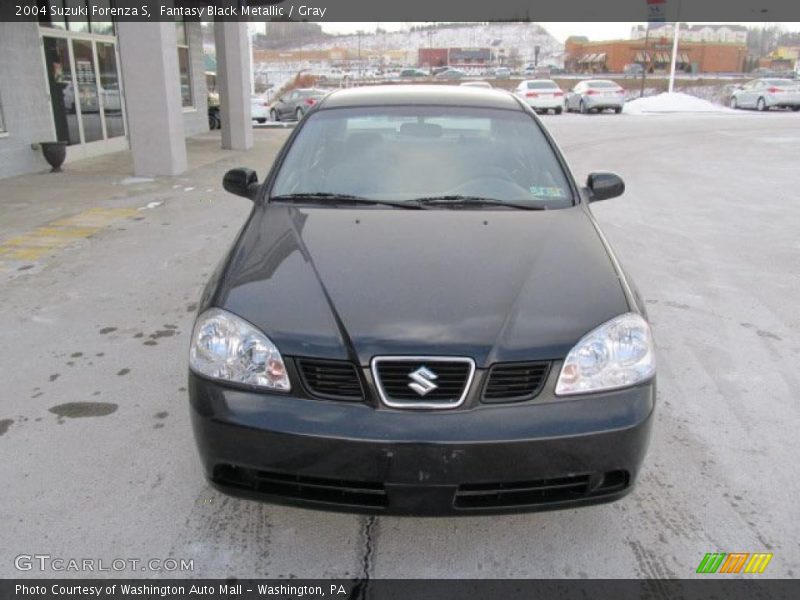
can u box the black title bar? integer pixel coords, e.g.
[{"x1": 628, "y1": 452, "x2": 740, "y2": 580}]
[
  {"x1": 3, "y1": 0, "x2": 800, "y2": 22},
  {"x1": 3, "y1": 579, "x2": 800, "y2": 600}
]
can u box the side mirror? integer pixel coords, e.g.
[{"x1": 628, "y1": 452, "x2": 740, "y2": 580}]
[
  {"x1": 586, "y1": 171, "x2": 625, "y2": 202},
  {"x1": 223, "y1": 168, "x2": 259, "y2": 200}
]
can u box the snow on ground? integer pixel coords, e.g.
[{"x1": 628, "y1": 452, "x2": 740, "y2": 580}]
[{"x1": 624, "y1": 92, "x2": 734, "y2": 115}]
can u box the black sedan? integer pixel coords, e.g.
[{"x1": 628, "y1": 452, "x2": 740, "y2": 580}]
[{"x1": 189, "y1": 85, "x2": 656, "y2": 516}]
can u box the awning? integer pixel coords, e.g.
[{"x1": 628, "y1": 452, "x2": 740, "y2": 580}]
[
  {"x1": 633, "y1": 51, "x2": 645, "y2": 62},
  {"x1": 680, "y1": 53, "x2": 690, "y2": 63},
  {"x1": 579, "y1": 53, "x2": 596, "y2": 64},
  {"x1": 593, "y1": 53, "x2": 607, "y2": 63}
]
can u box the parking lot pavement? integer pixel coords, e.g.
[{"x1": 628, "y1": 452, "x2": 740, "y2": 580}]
[{"x1": 1, "y1": 112, "x2": 798, "y2": 579}]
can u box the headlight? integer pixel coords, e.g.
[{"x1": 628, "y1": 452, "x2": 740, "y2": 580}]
[
  {"x1": 555, "y1": 313, "x2": 655, "y2": 396},
  {"x1": 189, "y1": 308, "x2": 290, "y2": 391}
]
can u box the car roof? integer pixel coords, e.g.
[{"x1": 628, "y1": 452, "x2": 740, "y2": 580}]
[{"x1": 319, "y1": 85, "x2": 521, "y2": 110}]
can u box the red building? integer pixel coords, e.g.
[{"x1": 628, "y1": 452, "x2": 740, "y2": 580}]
[
  {"x1": 418, "y1": 48, "x2": 493, "y2": 69},
  {"x1": 565, "y1": 37, "x2": 748, "y2": 74}
]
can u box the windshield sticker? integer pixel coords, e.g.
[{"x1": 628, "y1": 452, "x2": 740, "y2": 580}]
[{"x1": 529, "y1": 186, "x2": 567, "y2": 198}]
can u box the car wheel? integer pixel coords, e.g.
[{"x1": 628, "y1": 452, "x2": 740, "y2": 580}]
[
  {"x1": 296, "y1": 108, "x2": 304, "y2": 121},
  {"x1": 257, "y1": 118, "x2": 266, "y2": 124},
  {"x1": 270, "y1": 109, "x2": 279, "y2": 122},
  {"x1": 614, "y1": 107, "x2": 622, "y2": 114},
  {"x1": 580, "y1": 100, "x2": 588, "y2": 114},
  {"x1": 555, "y1": 106, "x2": 562, "y2": 115},
  {"x1": 757, "y1": 97, "x2": 767, "y2": 112},
  {"x1": 730, "y1": 96, "x2": 738, "y2": 109},
  {"x1": 792, "y1": 106, "x2": 800, "y2": 112}
]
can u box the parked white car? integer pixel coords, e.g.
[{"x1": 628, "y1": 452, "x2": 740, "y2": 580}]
[
  {"x1": 565, "y1": 80, "x2": 625, "y2": 114},
  {"x1": 515, "y1": 79, "x2": 565, "y2": 114},
  {"x1": 729, "y1": 78, "x2": 800, "y2": 111},
  {"x1": 250, "y1": 95, "x2": 269, "y2": 123}
]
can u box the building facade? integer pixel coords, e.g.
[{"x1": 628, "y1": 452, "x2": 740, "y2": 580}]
[
  {"x1": 630, "y1": 23, "x2": 748, "y2": 44},
  {"x1": 565, "y1": 37, "x2": 748, "y2": 74},
  {"x1": 0, "y1": 6, "x2": 253, "y2": 181},
  {"x1": 418, "y1": 47, "x2": 492, "y2": 69},
  {"x1": 0, "y1": 12, "x2": 211, "y2": 179}
]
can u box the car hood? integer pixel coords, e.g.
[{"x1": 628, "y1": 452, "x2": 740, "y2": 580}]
[{"x1": 215, "y1": 204, "x2": 629, "y2": 366}]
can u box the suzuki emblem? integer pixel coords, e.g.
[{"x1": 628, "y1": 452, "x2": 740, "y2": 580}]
[{"x1": 408, "y1": 366, "x2": 438, "y2": 396}]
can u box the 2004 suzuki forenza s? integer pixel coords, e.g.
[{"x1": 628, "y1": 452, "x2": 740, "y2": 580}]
[{"x1": 188, "y1": 86, "x2": 656, "y2": 515}]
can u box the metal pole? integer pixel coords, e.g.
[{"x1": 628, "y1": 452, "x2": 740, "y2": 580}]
[
  {"x1": 640, "y1": 24, "x2": 650, "y2": 98},
  {"x1": 668, "y1": 22, "x2": 680, "y2": 93}
]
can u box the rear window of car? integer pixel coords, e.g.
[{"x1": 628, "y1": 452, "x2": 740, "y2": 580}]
[
  {"x1": 270, "y1": 106, "x2": 574, "y2": 208},
  {"x1": 765, "y1": 79, "x2": 794, "y2": 86},
  {"x1": 526, "y1": 81, "x2": 558, "y2": 89},
  {"x1": 586, "y1": 81, "x2": 619, "y2": 89}
]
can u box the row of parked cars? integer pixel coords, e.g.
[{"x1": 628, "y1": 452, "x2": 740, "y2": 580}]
[{"x1": 218, "y1": 75, "x2": 799, "y2": 130}]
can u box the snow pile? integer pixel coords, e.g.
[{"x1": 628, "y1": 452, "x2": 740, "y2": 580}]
[{"x1": 623, "y1": 92, "x2": 733, "y2": 115}]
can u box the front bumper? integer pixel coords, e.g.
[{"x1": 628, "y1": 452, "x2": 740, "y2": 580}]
[{"x1": 189, "y1": 372, "x2": 655, "y2": 516}]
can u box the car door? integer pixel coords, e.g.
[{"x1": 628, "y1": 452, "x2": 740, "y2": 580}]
[
  {"x1": 285, "y1": 91, "x2": 301, "y2": 118},
  {"x1": 739, "y1": 81, "x2": 758, "y2": 107}
]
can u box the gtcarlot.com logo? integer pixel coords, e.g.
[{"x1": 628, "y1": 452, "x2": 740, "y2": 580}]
[
  {"x1": 14, "y1": 554, "x2": 194, "y2": 573},
  {"x1": 696, "y1": 552, "x2": 773, "y2": 574}
]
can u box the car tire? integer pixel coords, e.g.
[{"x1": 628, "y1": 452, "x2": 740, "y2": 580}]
[
  {"x1": 296, "y1": 108, "x2": 304, "y2": 121},
  {"x1": 257, "y1": 118, "x2": 266, "y2": 124},
  {"x1": 730, "y1": 96, "x2": 738, "y2": 109},
  {"x1": 614, "y1": 107, "x2": 622, "y2": 114},
  {"x1": 580, "y1": 100, "x2": 588, "y2": 114},
  {"x1": 270, "y1": 109, "x2": 279, "y2": 122},
  {"x1": 792, "y1": 106, "x2": 800, "y2": 112},
  {"x1": 555, "y1": 106, "x2": 562, "y2": 115},
  {"x1": 757, "y1": 97, "x2": 767, "y2": 112}
]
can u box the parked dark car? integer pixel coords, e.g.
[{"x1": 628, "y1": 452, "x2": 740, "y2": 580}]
[
  {"x1": 189, "y1": 85, "x2": 656, "y2": 516},
  {"x1": 435, "y1": 68, "x2": 467, "y2": 80},
  {"x1": 399, "y1": 68, "x2": 429, "y2": 78},
  {"x1": 269, "y1": 88, "x2": 327, "y2": 121}
]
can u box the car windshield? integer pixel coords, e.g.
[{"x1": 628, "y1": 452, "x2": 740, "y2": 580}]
[
  {"x1": 526, "y1": 81, "x2": 558, "y2": 89},
  {"x1": 270, "y1": 106, "x2": 574, "y2": 209}
]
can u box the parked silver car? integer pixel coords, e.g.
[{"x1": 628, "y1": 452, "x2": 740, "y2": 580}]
[
  {"x1": 729, "y1": 78, "x2": 800, "y2": 111},
  {"x1": 514, "y1": 79, "x2": 565, "y2": 114},
  {"x1": 565, "y1": 80, "x2": 625, "y2": 114}
]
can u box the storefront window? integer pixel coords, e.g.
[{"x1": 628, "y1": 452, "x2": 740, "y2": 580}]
[
  {"x1": 43, "y1": 37, "x2": 80, "y2": 145},
  {"x1": 90, "y1": 0, "x2": 114, "y2": 36},
  {"x1": 176, "y1": 20, "x2": 193, "y2": 107},
  {"x1": 96, "y1": 42, "x2": 125, "y2": 138},
  {"x1": 65, "y1": 0, "x2": 89, "y2": 33},
  {"x1": 72, "y1": 39, "x2": 102, "y2": 142},
  {"x1": 39, "y1": 0, "x2": 114, "y2": 34}
]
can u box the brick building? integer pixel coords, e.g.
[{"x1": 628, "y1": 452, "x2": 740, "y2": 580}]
[
  {"x1": 565, "y1": 37, "x2": 747, "y2": 74},
  {"x1": 418, "y1": 48, "x2": 492, "y2": 69}
]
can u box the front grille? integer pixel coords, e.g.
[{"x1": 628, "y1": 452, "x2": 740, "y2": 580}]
[
  {"x1": 296, "y1": 358, "x2": 364, "y2": 401},
  {"x1": 482, "y1": 361, "x2": 550, "y2": 402},
  {"x1": 454, "y1": 471, "x2": 629, "y2": 509},
  {"x1": 372, "y1": 357, "x2": 474, "y2": 408},
  {"x1": 213, "y1": 465, "x2": 388, "y2": 509}
]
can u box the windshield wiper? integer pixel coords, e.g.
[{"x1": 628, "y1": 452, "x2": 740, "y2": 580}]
[
  {"x1": 270, "y1": 193, "x2": 424, "y2": 209},
  {"x1": 414, "y1": 195, "x2": 547, "y2": 210}
]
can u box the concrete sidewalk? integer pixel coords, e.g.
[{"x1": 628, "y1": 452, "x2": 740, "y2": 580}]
[{"x1": 0, "y1": 129, "x2": 290, "y2": 277}]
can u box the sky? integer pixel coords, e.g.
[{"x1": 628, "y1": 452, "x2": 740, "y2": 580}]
[{"x1": 314, "y1": 22, "x2": 800, "y2": 42}]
